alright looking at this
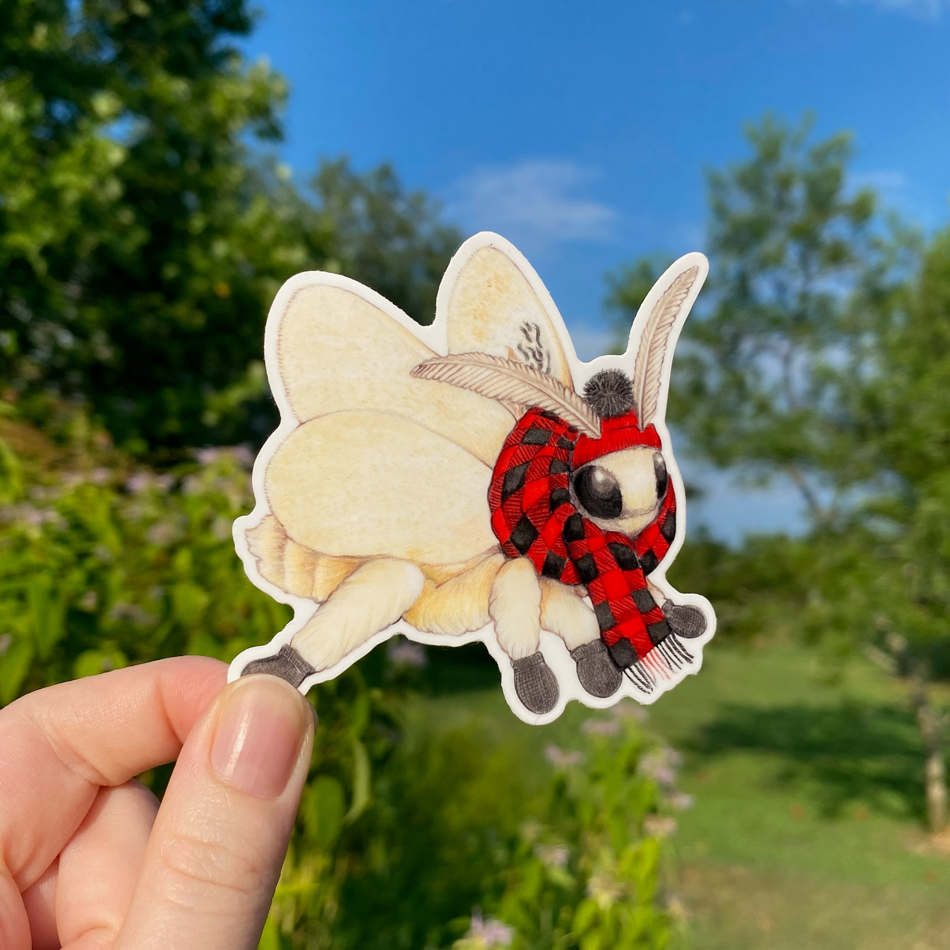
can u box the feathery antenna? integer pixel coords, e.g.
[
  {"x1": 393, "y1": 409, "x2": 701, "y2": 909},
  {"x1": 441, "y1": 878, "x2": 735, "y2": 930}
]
[
  {"x1": 631, "y1": 266, "x2": 700, "y2": 425},
  {"x1": 412, "y1": 352, "x2": 602, "y2": 438}
]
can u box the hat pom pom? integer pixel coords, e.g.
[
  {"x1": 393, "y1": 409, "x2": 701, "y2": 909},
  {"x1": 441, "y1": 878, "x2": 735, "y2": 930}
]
[{"x1": 583, "y1": 370, "x2": 635, "y2": 419}]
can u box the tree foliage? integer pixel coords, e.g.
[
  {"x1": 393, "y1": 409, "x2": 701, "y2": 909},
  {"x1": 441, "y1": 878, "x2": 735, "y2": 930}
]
[
  {"x1": 677, "y1": 115, "x2": 886, "y2": 517},
  {"x1": 312, "y1": 159, "x2": 462, "y2": 327},
  {"x1": 609, "y1": 114, "x2": 950, "y2": 830},
  {"x1": 0, "y1": 1, "x2": 460, "y2": 454},
  {"x1": 0, "y1": 0, "x2": 295, "y2": 450}
]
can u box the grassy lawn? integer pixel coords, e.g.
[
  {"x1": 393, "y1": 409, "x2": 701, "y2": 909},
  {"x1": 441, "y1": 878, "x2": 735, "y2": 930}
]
[
  {"x1": 412, "y1": 640, "x2": 950, "y2": 950},
  {"x1": 650, "y1": 642, "x2": 950, "y2": 950}
]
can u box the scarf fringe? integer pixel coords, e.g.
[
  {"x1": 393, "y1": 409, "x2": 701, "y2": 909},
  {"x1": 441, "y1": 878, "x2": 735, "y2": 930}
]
[{"x1": 622, "y1": 635, "x2": 694, "y2": 695}]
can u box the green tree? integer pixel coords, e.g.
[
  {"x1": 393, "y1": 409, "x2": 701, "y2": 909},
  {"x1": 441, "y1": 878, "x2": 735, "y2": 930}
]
[
  {"x1": 0, "y1": 0, "x2": 314, "y2": 452},
  {"x1": 806, "y1": 226, "x2": 950, "y2": 833},
  {"x1": 0, "y1": 3, "x2": 462, "y2": 455},
  {"x1": 672, "y1": 114, "x2": 882, "y2": 519},
  {"x1": 313, "y1": 158, "x2": 462, "y2": 326},
  {"x1": 607, "y1": 115, "x2": 950, "y2": 832}
]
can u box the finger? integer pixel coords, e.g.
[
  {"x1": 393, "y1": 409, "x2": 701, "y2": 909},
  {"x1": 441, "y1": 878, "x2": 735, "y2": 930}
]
[
  {"x1": 20, "y1": 861, "x2": 58, "y2": 950},
  {"x1": 22, "y1": 781, "x2": 160, "y2": 950},
  {"x1": 114, "y1": 675, "x2": 314, "y2": 950},
  {"x1": 61, "y1": 782, "x2": 159, "y2": 950},
  {"x1": 0, "y1": 656, "x2": 226, "y2": 905}
]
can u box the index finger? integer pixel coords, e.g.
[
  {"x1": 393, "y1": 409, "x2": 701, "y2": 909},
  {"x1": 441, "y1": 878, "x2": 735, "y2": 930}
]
[{"x1": 0, "y1": 657, "x2": 226, "y2": 896}]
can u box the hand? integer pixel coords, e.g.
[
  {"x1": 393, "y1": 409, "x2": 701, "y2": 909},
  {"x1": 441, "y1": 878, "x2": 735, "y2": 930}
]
[{"x1": 0, "y1": 657, "x2": 315, "y2": 950}]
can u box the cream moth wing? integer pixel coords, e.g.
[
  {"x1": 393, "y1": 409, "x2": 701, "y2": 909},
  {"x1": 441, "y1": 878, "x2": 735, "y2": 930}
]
[
  {"x1": 442, "y1": 238, "x2": 576, "y2": 388},
  {"x1": 230, "y1": 232, "x2": 716, "y2": 724}
]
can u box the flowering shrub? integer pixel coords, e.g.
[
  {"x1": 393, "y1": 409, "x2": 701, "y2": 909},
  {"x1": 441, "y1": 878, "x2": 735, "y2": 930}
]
[
  {"x1": 0, "y1": 413, "x2": 685, "y2": 950},
  {"x1": 0, "y1": 439, "x2": 282, "y2": 697},
  {"x1": 446, "y1": 704, "x2": 685, "y2": 950}
]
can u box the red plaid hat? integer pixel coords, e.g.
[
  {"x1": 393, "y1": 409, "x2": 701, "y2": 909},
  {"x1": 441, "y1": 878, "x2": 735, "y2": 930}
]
[{"x1": 572, "y1": 411, "x2": 662, "y2": 469}]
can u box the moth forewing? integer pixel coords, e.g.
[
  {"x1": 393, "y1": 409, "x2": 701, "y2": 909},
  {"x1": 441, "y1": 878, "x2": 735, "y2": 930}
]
[
  {"x1": 271, "y1": 275, "x2": 515, "y2": 468},
  {"x1": 441, "y1": 236, "x2": 579, "y2": 389}
]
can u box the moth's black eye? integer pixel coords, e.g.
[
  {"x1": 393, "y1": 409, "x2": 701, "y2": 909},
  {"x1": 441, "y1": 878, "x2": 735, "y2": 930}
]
[
  {"x1": 654, "y1": 452, "x2": 668, "y2": 500},
  {"x1": 573, "y1": 465, "x2": 623, "y2": 520}
]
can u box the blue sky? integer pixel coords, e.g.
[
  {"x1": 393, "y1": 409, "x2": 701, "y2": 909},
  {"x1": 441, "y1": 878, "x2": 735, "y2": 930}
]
[{"x1": 242, "y1": 0, "x2": 949, "y2": 541}]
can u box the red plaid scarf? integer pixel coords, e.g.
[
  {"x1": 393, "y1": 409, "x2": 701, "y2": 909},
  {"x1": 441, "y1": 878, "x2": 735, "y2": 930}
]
[{"x1": 488, "y1": 407, "x2": 692, "y2": 691}]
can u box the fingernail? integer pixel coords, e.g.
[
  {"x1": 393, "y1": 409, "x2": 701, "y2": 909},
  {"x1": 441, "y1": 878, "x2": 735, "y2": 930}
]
[{"x1": 210, "y1": 675, "x2": 311, "y2": 798}]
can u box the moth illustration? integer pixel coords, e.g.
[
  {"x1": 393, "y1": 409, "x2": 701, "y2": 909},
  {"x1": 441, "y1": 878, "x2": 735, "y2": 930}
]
[{"x1": 230, "y1": 232, "x2": 716, "y2": 722}]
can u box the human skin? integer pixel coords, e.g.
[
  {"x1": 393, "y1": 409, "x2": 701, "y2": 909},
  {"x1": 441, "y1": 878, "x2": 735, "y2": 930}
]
[{"x1": 0, "y1": 657, "x2": 315, "y2": 950}]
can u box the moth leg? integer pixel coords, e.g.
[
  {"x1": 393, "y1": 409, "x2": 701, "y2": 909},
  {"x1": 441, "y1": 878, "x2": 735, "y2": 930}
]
[
  {"x1": 647, "y1": 578, "x2": 707, "y2": 639},
  {"x1": 646, "y1": 579, "x2": 666, "y2": 605},
  {"x1": 490, "y1": 559, "x2": 559, "y2": 715},
  {"x1": 490, "y1": 558, "x2": 542, "y2": 659},
  {"x1": 404, "y1": 553, "x2": 506, "y2": 636},
  {"x1": 289, "y1": 558, "x2": 425, "y2": 672},
  {"x1": 539, "y1": 578, "x2": 599, "y2": 650},
  {"x1": 541, "y1": 579, "x2": 622, "y2": 699}
]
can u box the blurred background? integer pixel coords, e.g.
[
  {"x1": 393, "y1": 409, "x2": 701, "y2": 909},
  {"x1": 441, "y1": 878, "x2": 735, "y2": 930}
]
[{"x1": 1, "y1": 1, "x2": 949, "y2": 947}]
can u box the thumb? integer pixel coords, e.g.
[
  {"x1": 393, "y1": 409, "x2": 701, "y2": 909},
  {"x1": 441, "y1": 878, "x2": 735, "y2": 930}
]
[{"x1": 114, "y1": 674, "x2": 314, "y2": 950}]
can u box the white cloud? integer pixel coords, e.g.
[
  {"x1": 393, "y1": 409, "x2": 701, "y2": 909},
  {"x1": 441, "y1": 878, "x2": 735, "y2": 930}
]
[
  {"x1": 850, "y1": 169, "x2": 911, "y2": 192},
  {"x1": 447, "y1": 159, "x2": 616, "y2": 254},
  {"x1": 837, "y1": 0, "x2": 950, "y2": 20},
  {"x1": 848, "y1": 168, "x2": 942, "y2": 226}
]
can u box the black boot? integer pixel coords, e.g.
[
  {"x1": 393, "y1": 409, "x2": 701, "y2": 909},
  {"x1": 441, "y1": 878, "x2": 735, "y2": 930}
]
[
  {"x1": 571, "y1": 639, "x2": 622, "y2": 698},
  {"x1": 511, "y1": 651, "x2": 559, "y2": 714},
  {"x1": 241, "y1": 644, "x2": 316, "y2": 688},
  {"x1": 661, "y1": 600, "x2": 707, "y2": 639}
]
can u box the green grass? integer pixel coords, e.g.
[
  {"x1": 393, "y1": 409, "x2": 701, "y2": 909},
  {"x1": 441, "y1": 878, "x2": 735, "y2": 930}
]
[
  {"x1": 650, "y1": 643, "x2": 950, "y2": 950},
  {"x1": 411, "y1": 641, "x2": 950, "y2": 950}
]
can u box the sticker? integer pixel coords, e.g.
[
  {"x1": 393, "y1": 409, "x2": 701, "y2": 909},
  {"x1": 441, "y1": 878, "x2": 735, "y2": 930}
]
[{"x1": 229, "y1": 232, "x2": 716, "y2": 723}]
